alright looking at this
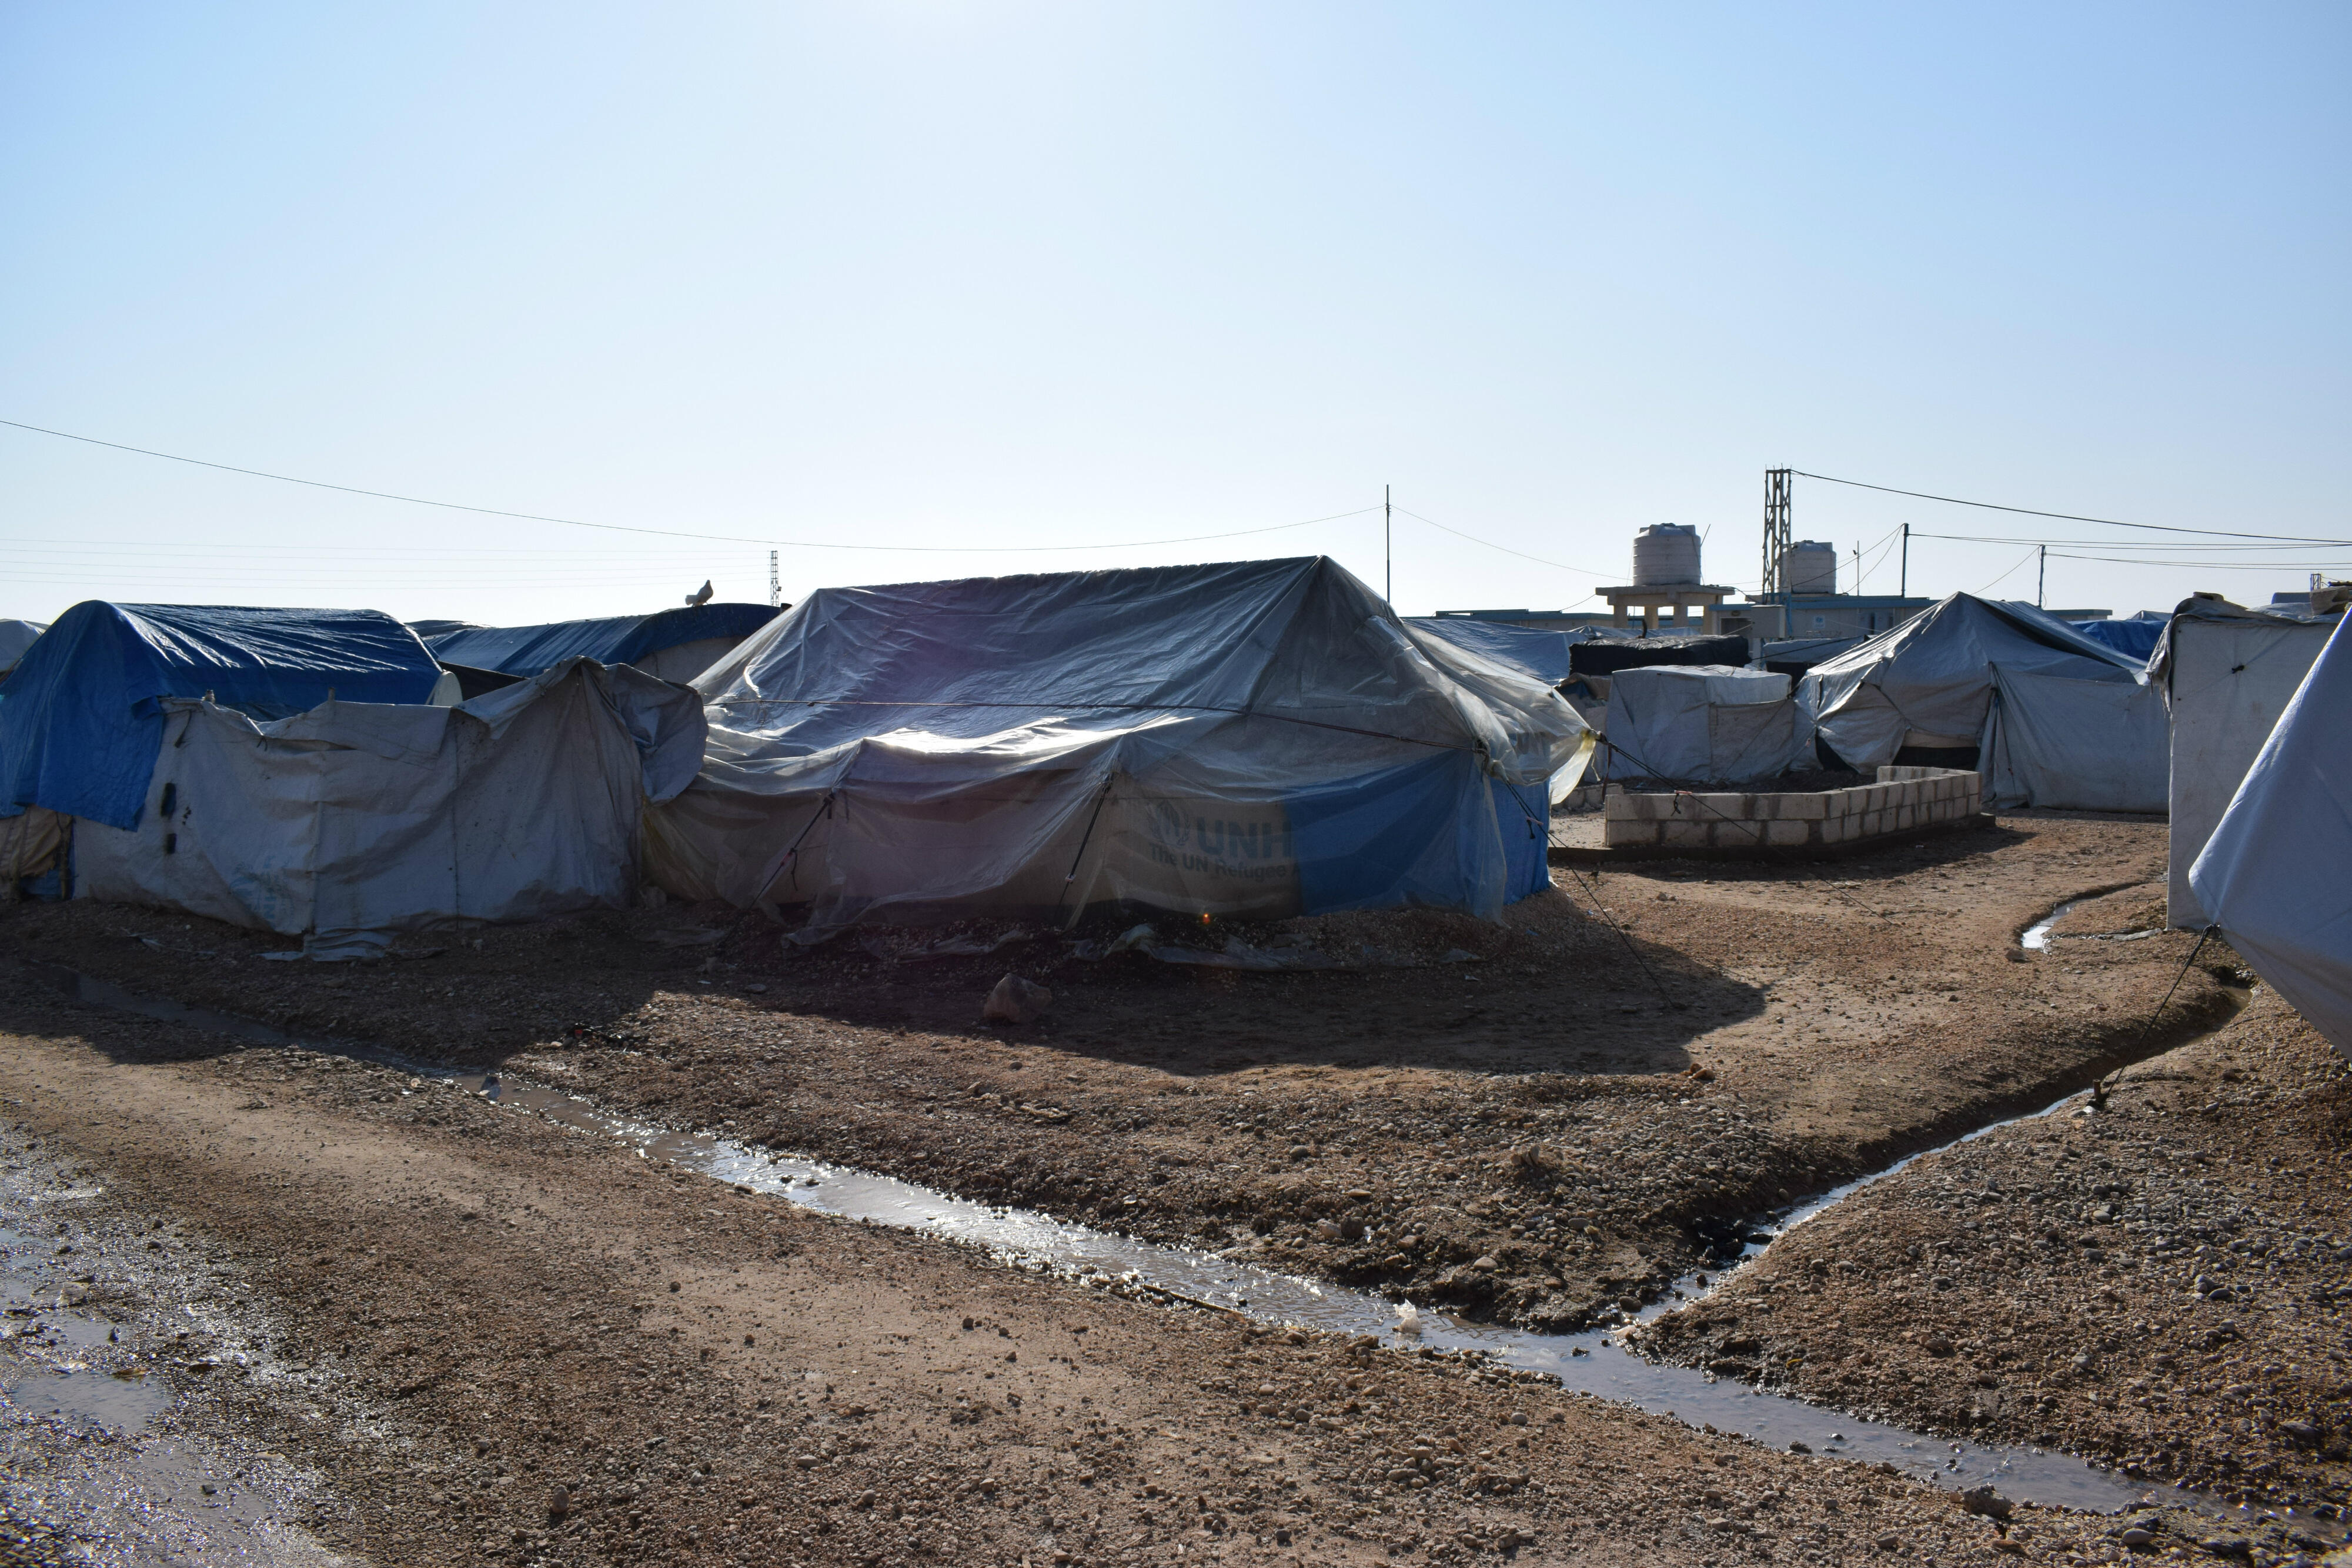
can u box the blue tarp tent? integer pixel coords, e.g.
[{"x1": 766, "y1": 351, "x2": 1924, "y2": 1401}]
[
  {"x1": 644, "y1": 557, "x2": 1592, "y2": 928},
  {"x1": 2072, "y1": 614, "x2": 2167, "y2": 663},
  {"x1": 0, "y1": 602, "x2": 443, "y2": 831},
  {"x1": 425, "y1": 603, "x2": 781, "y2": 681}
]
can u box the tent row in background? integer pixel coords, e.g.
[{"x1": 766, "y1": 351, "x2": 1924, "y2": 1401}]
[
  {"x1": 0, "y1": 567, "x2": 2340, "y2": 985},
  {"x1": 0, "y1": 559, "x2": 1592, "y2": 950}
]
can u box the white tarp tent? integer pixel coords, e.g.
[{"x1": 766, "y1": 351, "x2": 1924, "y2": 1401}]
[
  {"x1": 1802, "y1": 593, "x2": 2161, "y2": 809},
  {"x1": 1604, "y1": 664, "x2": 1802, "y2": 784},
  {"x1": 2151, "y1": 596, "x2": 2341, "y2": 928},
  {"x1": 74, "y1": 658, "x2": 705, "y2": 955},
  {"x1": 644, "y1": 557, "x2": 1592, "y2": 931},
  {"x1": 2188, "y1": 613, "x2": 2352, "y2": 1056}
]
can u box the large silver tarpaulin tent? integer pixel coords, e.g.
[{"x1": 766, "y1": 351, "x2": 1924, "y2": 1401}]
[
  {"x1": 2189, "y1": 612, "x2": 2352, "y2": 1056},
  {"x1": 644, "y1": 557, "x2": 1592, "y2": 930},
  {"x1": 1801, "y1": 593, "x2": 2164, "y2": 810}
]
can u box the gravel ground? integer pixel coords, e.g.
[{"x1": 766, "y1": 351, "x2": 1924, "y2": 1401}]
[
  {"x1": 0, "y1": 965, "x2": 2161, "y2": 1568},
  {"x1": 1639, "y1": 903, "x2": 2351, "y2": 1553},
  {"x1": 0, "y1": 814, "x2": 2232, "y2": 1339}
]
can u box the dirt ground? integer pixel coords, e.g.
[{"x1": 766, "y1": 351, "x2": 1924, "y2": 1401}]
[
  {"x1": 1, "y1": 810, "x2": 2338, "y2": 1566},
  {"x1": 0, "y1": 965, "x2": 2141, "y2": 1568},
  {"x1": 1, "y1": 814, "x2": 2231, "y2": 1340},
  {"x1": 1641, "y1": 964, "x2": 2352, "y2": 1527}
]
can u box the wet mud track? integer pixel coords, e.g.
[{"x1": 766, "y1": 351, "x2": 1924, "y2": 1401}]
[
  {"x1": 0, "y1": 911, "x2": 2286, "y2": 1566},
  {"x1": 0, "y1": 812, "x2": 2331, "y2": 1566},
  {"x1": 2, "y1": 815, "x2": 2235, "y2": 1341}
]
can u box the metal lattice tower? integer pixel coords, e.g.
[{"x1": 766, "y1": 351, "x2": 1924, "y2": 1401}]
[{"x1": 1759, "y1": 467, "x2": 1793, "y2": 599}]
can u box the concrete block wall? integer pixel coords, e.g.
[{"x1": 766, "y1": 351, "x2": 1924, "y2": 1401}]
[{"x1": 1602, "y1": 767, "x2": 1982, "y2": 850}]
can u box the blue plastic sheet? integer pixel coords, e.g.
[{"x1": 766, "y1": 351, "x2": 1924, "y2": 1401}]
[
  {"x1": 425, "y1": 603, "x2": 781, "y2": 676},
  {"x1": 2070, "y1": 616, "x2": 2166, "y2": 662},
  {"x1": 0, "y1": 601, "x2": 442, "y2": 831}
]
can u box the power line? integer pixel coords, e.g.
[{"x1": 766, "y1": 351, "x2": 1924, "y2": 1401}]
[
  {"x1": 1974, "y1": 548, "x2": 2041, "y2": 595},
  {"x1": 1389, "y1": 506, "x2": 1616, "y2": 577},
  {"x1": 1793, "y1": 469, "x2": 2345, "y2": 545},
  {"x1": 0, "y1": 417, "x2": 1375, "y2": 554},
  {"x1": 1911, "y1": 532, "x2": 2352, "y2": 551}
]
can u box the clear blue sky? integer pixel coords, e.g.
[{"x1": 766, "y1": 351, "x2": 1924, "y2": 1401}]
[{"x1": 4, "y1": 2, "x2": 2344, "y2": 626}]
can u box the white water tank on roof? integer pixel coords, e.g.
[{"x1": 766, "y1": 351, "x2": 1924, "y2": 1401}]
[
  {"x1": 1632, "y1": 523, "x2": 1703, "y2": 586},
  {"x1": 1780, "y1": 540, "x2": 1838, "y2": 597}
]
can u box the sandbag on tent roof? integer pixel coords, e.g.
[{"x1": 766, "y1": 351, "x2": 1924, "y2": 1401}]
[
  {"x1": 0, "y1": 602, "x2": 446, "y2": 831},
  {"x1": 1801, "y1": 593, "x2": 2161, "y2": 808},
  {"x1": 646, "y1": 556, "x2": 1593, "y2": 930},
  {"x1": 2189, "y1": 613, "x2": 2352, "y2": 1056},
  {"x1": 73, "y1": 658, "x2": 706, "y2": 957},
  {"x1": 426, "y1": 603, "x2": 783, "y2": 683}
]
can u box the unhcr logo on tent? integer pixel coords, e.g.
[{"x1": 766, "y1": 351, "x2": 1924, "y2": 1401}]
[{"x1": 1144, "y1": 801, "x2": 1296, "y2": 877}]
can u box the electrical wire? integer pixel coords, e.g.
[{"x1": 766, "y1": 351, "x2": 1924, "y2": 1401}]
[
  {"x1": 1911, "y1": 532, "x2": 2352, "y2": 552},
  {"x1": 1973, "y1": 548, "x2": 2040, "y2": 595},
  {"x1": 1389, "y1": 506, "x2": 1619, "y2": 577},
  {"x1": 1793, "y1": 470, "x2": 2346, "y2": 545},
  {"x1": 0, "y1": 417, "x2": 1375, "y2": 554}
]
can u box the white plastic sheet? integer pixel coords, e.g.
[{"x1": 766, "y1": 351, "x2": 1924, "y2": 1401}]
[
  {"x1": 2189, "y1": 613, "x2": 2352, "y2": 1057},
  {"x1": 644, "y1": 558, "x2": 1592, "y2": 928},
  {"x1": 74, "y1": 658, "x2": 704, "y2": 947}
]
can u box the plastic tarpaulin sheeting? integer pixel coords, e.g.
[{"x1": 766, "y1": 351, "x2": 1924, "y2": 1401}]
[
  {"x1": 0, "y1": 601, "x2": 443, "y2": 832},
  {"x1": 1604, "y1": 664, "x2": 1800, "y2": 784},
  {"x1": 2189, "y1": 614, "x2": 2352, "y2": 1056},
  {"x1": 425, "y1": 603, "x2": 782, "y2": 681},
  {"x1": 73, "y1": 658, "x2": 704, "y2": 948},
  {"x1": 1801, "y1": 593, "x2": 2149, "y2": 802},
  {"x1": 1406, "y1": 618, "x2": 1588, "y2": 686},
  {"x1": 2151, "y1": 597, "x2": 2339, "y2": 927},
  {"x1": 2070, "y1": 616, "x2": 2166, "y2": 663},
  {"x1": 643, "y1": 557, "x2": 1591, "y2": 929},
  {"x1": 1980, "y1": 667, "x2": 2169, "y2": 813}
]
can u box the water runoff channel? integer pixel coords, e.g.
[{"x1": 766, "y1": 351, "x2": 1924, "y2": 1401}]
[{"x1": 21, "y1": 935, "x2": 2274, "y2": 1534}]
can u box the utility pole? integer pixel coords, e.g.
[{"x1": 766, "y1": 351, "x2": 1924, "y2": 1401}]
[
  {"x1": 769, "y1": 550, "x2": 780, "y2": 608},
  {"x1": 1384, "y1": 485, "x2": 1392, "y2": 605},
  {"x1": 2037, "y1": 543, "x2": 2047, "y2": 609},
  {"x1": 1899, "y1": 524, "x2": 1908, "y2": 598}
]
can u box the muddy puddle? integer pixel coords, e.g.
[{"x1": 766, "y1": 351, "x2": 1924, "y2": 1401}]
[
  {"x1": 25, "y1": 961, "x2": 2306, "y2": 1535},
  {"x1": 0, "y1": 1134, "x2": 351, "y2": 1566}
]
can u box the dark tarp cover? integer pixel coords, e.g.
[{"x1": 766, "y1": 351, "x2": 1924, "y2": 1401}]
[
  {"x1": 1569, "y1": 633, "x2": 1752, "y2": 678},
  {"x1": 0, "y1": 601, "x2": 442, "y2": 831},
  {"x1": 425, "y1": 603, "x2": 781, "y2": 677}
]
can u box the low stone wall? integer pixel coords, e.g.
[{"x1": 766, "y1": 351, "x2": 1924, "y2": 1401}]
[{"x1": 1601, "y1": 766, "x2": 1983, "y2": 850}]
